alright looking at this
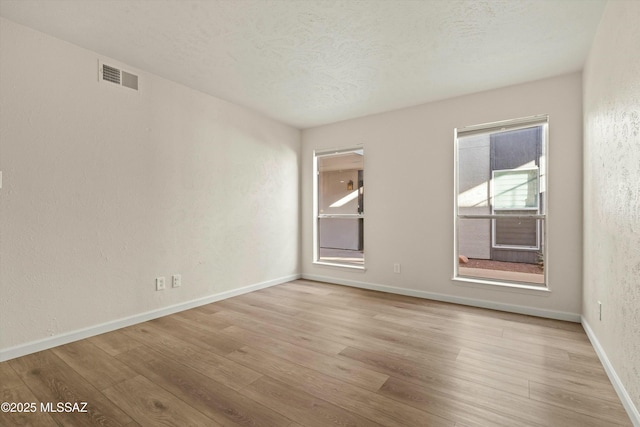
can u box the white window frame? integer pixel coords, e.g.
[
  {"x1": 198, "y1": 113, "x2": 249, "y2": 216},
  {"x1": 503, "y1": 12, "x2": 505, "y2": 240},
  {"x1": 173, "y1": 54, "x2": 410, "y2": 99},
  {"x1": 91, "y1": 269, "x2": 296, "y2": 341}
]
[
  {"x1": 453, "y1": 115, "x2": 548, "y2": 289},
  {"x1": 313, "y1": 146, "x2": 365, "y2": 270}
]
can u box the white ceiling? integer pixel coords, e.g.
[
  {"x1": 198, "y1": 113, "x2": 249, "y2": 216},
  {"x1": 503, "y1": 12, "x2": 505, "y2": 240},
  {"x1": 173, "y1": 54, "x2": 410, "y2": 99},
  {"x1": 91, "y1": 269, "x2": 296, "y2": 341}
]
[{"x1": 0, "y1": 0, "x2": 606, "y2": 129}]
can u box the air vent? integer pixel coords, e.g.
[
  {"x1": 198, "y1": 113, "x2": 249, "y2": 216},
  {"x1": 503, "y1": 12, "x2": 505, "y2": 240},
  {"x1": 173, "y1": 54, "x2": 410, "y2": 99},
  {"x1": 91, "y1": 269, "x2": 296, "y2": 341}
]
[
  {"x1": 99, "y1": 61, "x2": 138, "y2": 91},
  {"x1": 102, "y1": 64, "x2": 121, "y2": 84},
  {"x1": 121, "y1": 71, "x2": 138, "y2": 90}
]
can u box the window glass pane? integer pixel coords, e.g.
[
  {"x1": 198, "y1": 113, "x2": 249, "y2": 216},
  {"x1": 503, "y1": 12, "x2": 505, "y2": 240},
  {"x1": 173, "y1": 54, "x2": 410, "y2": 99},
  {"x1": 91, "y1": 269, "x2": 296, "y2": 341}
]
[
  {"x1": 458, "y1": 218, "x2": 544, "y2": 286},
  {"x1": 318, "y1": 153, "x2": 364, "y2": 215},
  {"x1": 318, "y1": 218, "x2": 364, "y2": 266}
]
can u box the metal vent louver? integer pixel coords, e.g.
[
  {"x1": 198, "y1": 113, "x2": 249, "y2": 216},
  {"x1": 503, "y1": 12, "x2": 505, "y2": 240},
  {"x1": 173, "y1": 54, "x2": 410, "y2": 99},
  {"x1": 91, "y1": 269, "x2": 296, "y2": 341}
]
[
  {"x1": 99, "y1": 61, "x2": 138, "y2": 91},
  {"x1": 102, "y1": 64, "x2": 121, "y2": 84}
]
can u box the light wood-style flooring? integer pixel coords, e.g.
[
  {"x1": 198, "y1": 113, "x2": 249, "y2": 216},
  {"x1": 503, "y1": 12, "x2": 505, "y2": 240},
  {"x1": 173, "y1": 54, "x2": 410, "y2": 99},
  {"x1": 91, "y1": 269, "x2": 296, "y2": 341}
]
[{"x1": 0, "y1": 280, "x2": 632, "y2": 426}]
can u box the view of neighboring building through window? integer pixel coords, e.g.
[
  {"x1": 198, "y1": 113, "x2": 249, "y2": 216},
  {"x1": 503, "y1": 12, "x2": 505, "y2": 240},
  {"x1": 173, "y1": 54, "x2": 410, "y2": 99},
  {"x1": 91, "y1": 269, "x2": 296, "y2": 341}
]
[
  {"x1": 314, "y1": 148, "x2": 364, "y2": 268},
  {"x1": 455, "y1": 117, "x2": 547, "y2": 287}
]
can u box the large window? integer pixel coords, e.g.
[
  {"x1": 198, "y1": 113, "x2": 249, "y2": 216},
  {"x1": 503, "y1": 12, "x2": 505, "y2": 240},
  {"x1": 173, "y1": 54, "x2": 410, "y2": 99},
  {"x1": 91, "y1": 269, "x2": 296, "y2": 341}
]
[
  {"x1": 313, "y1": 147, "x2": 364, "y2": 268},
  {"x1": 454, "y1": 116, "x2": 547, "y2": 288}
]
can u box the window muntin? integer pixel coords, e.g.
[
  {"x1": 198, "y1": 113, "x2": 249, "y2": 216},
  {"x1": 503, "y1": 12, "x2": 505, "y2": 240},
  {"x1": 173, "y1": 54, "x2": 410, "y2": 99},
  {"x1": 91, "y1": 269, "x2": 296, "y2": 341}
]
[{"x1": 455, "y1": 116, "x2": 547, "y2": 288}]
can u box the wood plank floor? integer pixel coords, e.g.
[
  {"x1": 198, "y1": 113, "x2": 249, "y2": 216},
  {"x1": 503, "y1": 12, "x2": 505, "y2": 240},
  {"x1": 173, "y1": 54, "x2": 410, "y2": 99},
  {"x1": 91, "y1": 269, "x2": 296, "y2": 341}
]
[{"x1": 0, "y1": 280, "x2": 632, "y2": 426}]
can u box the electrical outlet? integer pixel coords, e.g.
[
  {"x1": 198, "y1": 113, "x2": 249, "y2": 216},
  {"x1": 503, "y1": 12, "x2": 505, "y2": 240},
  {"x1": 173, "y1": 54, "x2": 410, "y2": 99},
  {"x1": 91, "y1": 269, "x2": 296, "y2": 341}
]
[
  {"x1": 156, "y1": 277, "x2": 166, "y2": 291},
  {"x1": 393, "y1": 263, "x2": 401, "y2": 274},
  {"x1": 598, "y1": 301, "x2": 602, "y2": 321},
  {"x1": 172, "y1": 274, "x2": 181, "y2": 288}
]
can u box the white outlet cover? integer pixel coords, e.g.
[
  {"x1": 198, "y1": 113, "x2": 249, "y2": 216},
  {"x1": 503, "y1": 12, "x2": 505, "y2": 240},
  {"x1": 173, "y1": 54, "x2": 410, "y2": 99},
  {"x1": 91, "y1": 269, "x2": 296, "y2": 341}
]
[
  {"x1": 172, "y1": 274, "x2": 181, "y2": 288},
  {"x1": 156, "y1": 277, "x2": 165, "y2": 291}
]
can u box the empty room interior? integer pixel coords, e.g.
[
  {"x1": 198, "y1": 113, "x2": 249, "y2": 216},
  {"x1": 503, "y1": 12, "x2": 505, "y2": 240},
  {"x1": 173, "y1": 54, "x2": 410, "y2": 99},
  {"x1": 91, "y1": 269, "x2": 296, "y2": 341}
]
[{"x1": 0, "y1": 0, "x2": 638, "y2": 426}]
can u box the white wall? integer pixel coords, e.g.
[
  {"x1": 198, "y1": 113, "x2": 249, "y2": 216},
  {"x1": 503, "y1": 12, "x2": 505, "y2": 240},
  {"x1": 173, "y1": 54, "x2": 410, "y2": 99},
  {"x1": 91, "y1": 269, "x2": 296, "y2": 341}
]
[
  {"x1": 0, "y1": 18, "x2": 300, "y2": 353},
  {"x1": 583, "y1": 0, "x2": 640, "y2": 415},
  {"x1": 302, "y1": 72, "x2": 583, "y2": 319}
]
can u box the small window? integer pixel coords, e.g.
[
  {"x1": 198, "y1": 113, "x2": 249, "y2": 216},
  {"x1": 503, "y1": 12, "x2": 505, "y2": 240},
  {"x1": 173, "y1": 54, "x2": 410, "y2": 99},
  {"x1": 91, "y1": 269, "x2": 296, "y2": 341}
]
[
  {"x1": 492, "y1": 168, "x2": 541, "y2": 250},
  {"x1": 455, "y1": 116, "x2": 547, "y2": 288},
  {"x1": 313, "y1": 148, "x2": 364, "y2": 268},
  {"x1": 492, "y1": 169, "x2": 539, "y2": 210}
]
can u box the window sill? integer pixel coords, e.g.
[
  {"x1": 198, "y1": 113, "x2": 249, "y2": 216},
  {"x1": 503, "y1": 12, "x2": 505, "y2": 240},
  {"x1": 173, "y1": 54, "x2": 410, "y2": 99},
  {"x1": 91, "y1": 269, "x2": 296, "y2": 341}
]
[
  {"x1": 313, "y1": 261, "x2": 366, "y2": 271},
  {"x1": 452, "y1": 276, "x2": 550, "y2": 294}
]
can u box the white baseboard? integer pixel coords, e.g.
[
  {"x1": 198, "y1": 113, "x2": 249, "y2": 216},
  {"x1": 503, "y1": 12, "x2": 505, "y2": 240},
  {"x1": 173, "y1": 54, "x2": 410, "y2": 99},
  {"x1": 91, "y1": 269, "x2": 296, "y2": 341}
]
[
  {"x1": 302, "y1": 273, "x2": 581, "y2": 322},
  {"x1": 581, "y1": 318, "x2": 640, "y2": 427},
  {"x1": 0, "y1": 274, "x2": 301, "y2": 362}
]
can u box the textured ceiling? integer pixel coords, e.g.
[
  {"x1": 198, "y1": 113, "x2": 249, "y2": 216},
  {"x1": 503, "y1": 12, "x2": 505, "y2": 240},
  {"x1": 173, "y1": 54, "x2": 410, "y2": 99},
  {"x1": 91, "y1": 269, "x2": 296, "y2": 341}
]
[{"x1": 0, "y1": 0, "x2": 606, "y2": 128}]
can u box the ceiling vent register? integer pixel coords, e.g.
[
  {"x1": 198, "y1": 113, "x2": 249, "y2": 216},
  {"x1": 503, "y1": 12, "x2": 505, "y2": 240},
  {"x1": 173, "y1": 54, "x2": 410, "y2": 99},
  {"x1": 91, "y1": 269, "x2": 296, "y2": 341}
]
[{"x1": 99, "y1": 62, "x2": 138, "y2": 90}]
